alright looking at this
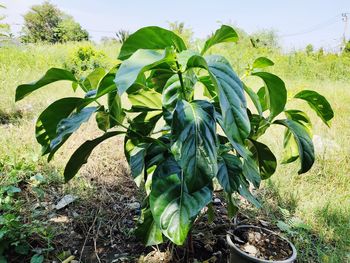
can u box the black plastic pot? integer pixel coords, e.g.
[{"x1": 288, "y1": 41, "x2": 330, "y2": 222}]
[{"x1": 226, "y1": 225, "x2": 297, "y2": 263}]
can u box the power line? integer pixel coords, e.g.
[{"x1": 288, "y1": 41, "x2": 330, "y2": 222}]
[{"x1": 279, "y1": 14, "x2": 343, "y2": 38}]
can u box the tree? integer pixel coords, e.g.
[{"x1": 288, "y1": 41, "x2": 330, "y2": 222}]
[
  {"x1": 305, "y1": 44, "x2": 314, "y2": 55},
  {"x1": 115, "y1": 29, "x2": 130, "y2": 43},
  {"x1": 343, "y1": 40, "x2": 350, "y2": 54},
  {"x1": 21, "y1": 1, "x2": 88, "y2": 43},
  {"x1": 168, "y1": 21, "x2": 193, "y2": 46},
  {"x1": 0, "y1": 3, "x2": 10, "y2": 37}
]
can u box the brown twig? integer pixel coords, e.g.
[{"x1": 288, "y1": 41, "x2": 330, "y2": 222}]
[{"x1": 79, "y1": 206, "x2": 101, "y2": 262}]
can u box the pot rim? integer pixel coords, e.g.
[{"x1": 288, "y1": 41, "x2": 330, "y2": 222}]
[{"x1": 226, "y1": 224, "x2": 297, "y2": 263}]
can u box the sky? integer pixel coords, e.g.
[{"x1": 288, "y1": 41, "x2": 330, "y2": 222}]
[{"x1": 2, "y1": 0, "x2": 349, "y2": 51}]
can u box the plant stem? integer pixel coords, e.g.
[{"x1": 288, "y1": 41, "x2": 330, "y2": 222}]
[{"x1": 176, "y1": 61, "x2": 186, "y2": 99}]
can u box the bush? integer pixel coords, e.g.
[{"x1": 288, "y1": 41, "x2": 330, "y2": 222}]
[{"x1": 64, "y1": 44, "x2": 108, "y2": 78}]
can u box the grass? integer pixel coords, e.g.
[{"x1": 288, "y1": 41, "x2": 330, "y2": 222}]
[{"x1": 0, "y1": 41, "x2": 349, "y2": 262}]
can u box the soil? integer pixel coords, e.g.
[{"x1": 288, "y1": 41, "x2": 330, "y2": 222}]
[{"x1": 231, "y1": 226, "x2": 293, "y2": 261}]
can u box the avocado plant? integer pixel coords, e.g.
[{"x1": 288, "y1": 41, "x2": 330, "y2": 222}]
[{"x1": 15, "y1": 25, "x2": 334, "y2": 246}]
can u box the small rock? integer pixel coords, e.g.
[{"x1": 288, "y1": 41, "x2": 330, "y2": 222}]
[
  {"x1": 127, "y1": 202, "x2": 141, "y2": 210},
  {"x1": 247, "y1": 232, "x2": 255, "y2": 243},
  {"x1": 243, "y1": 244, "x2": 258, "y2": 255},
  {"x1": 49, "y1": 215, "x2": 70, "y2": 223},
  {"x1": 55, "y1": 195, "x2": 77, "y2": 210},
  {"x1": 213, "y1": 198, "x2": 221, "y2": 205},
  {"x1": 255, "y1": 232, "x2": 262, "y2": 241}
]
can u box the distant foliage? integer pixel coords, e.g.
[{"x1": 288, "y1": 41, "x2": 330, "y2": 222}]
[
  {"x1": 0, "y1": 3, "x2": 10, "y2": 37},
  {"x1": 21, "y1": 1, "x2": 88, "y2": 43},
  {"x1": 64, "y1": 44, "x2": 108, "y2": 78},
  {"x1": 249, "y1": 29, "x2": 280, "y2": 49},
  {"x1": 168, "y1": 21, "x2": 194, "y2": 46},
  {"x1": 343, "y1": 40, "x2": 350, "y2": 54},
  {"x1": 115, "y1": 29, "x2": 130, "y2": 44},
  {"x1": 305, "y1": 44, "x2": 314, "y2": 55}
]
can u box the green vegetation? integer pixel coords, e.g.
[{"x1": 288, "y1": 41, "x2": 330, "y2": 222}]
[
  {"x1": 21, "y1": 1, "x2": 88, "y2": 43},
  {"x1": 0, "y1": 26, "x2": 349, "y2": 262}
]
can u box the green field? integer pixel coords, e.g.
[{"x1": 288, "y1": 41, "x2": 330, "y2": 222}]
[{"x1": 1, "y1": 41, "x2": 349, "y2": 262}]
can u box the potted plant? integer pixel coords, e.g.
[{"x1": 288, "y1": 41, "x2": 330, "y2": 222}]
[{"x1": 16, "y1": 25, "x2": 334, "y2": 262}]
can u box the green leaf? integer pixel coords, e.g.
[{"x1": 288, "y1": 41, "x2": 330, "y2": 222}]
[
  {"x1": 243, "y1": 83, "x2": 262, "y2": 115},
  {"x1": 216, "y1": 154, "x2": 242, "y2": 193},
  {"x1": 281, "y1": 130, "x2": 299, "y2": 164},
  {"x1": 36, "y1": 98, "x2": 83, "y2": 155},
  {"x1": 162, "y1": 74, "x2": 196, "y2": 124},
  {"x1": 129, "y1": 111, "x2": 163, "y2": 136},
  {"x1": 249, "y1": 139, "x2": 277, "y2": 179},
  {"x1": 64, "y1": 131, "x2": 124, "y2": 182},
  {"x1": 275, "y1": 119, "x2": 315, "y2": 174},
  {"x1": 285, "y1": 110, "x2": 312, "y2": 134},
  {"x1": 207, "y1": 55, "x2": 250, "y2": 144},
  {"x1": 294, "y1": 90, "x2": 334, "y2": 127},
  {"x1": 115, "y1": 49, "x2": 174, "y2": 95},
  {"x1": 257, "y1": 87, "x2": 268, "y2": 112},
  {"x1": 198, "y1": 75, "x2": 218, "y2": 101},
  {"x1": 118, "y1": 26, "x2": 186, "y2": 60},
  {"x1": 108, "y1": 90, "x2": 125, "y2": 128},
  {"x1": 130, "y1": 144, "x2": 148, "y2": 186},
  {"x1": 95, "y1": 108, "x2": 110, "y2": 132},
  {"x1": 201, "y1": 25, "x2": 238, "y2": 55},
  {"x1": 129, "y1": 89, "x2": 162, "y2": 110},
  {"x1": 30, "y1": 254, "x2": 43, "y2": 263},
  {"x1": 226, "y1": 193, "x2": 238, "y2": 219},
  {"x1": 171, "y1": 100, "x2": 217, "y2": 192},
  {"x1": 135, "y1": 207, "x2": 163, "y2": 246},
  {"x1": 49, "y1": 107, "x2": 97, "y2": 160},
  {"x1": 242, "y1": 155, "x2": 261, "y2": 188},
  {"x1": 16, "y1": 68, "x2": 77, "y2": 101},
  {"x1": 252, "y1": 57, "x2": 274, "y2": 69},
  {"x1": 150, "y1": 158, "x2": 212, "y2": 245},
  {"x1": 252, "y1": 72, "x2": 287, "y2": 120},
  {"x1": 237, "y1": 175, "x2": 261, "y2": 208},
  {"x1": 82, "y1": 68, "x2": 106, "y2": 91}
]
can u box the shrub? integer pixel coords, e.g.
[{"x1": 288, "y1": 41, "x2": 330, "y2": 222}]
[
  {"x1": 64, "y1": 44, "x2": 108, "y2": 78},
  {"x1": 16, "y1": 25, "x2": 333, "y2": 247}
]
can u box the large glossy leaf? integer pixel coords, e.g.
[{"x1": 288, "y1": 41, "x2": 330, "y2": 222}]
[
  {"x1": 171, "y1": 100, "x2": 217, "y2": 192},
  {"x1": 285, "y1": 110, "x2": 312, "y2": 134},
  {"x1": 207, "y1": 55, "x2": 250, "y2": 144},
  {"x1": 49, "y1": 107, "x2": 97, "y2": 160},
  {"x1": 237, "y1": 175, "x2": 261, "y2": 208},
  {"x1": 108, "y1": 90, "x2": 125, "y2": 128},
  {"x1": 243, "y1": 83, "x2": 263, "y2": 115},
  {"x1": 252, "y1": 72, "x2": 287, "y2": 120},
  {"x1": 64, "y1": 131, "x2": 123, "y2": 182},
  {"x1": 294, "y1": 90, "x2": 334, "y2": 127},
  {"x1": 15, "y1": 68, "x2": 77, "y2": 101},
  {"x1": 216, "y1": 153, "x2": 242, "y2": 193},
  {"x1": 201, "y1": 25, "x2": 238, "y2": 55},
  {"x1": 135, "y1": 207, "x2": 163, "y2": 246},
  {"x1": 115, "y1": 49, "x2": 174, "y2": 95},
  {"x1": 162, "y1": 74, "x2": 196, "y2": 124},
  {"x1": 129, "y1": 110, "x2": 163, "y2": 136},
  {"x1": 128, "y1": 89, "x2": 162, "y2": 110},
  {"x1": 82, "y1": 68, "x2": 106, "y2": 91},
  {"x1": 130, "y1": 143, "x2": 148, "y2": 186},
  {"x1": 35, "y1": 98, "x2": 83, "y2": 155},
  {"x1": 242, "y1": 155, "x2": 261, "y2": 188},
  {"x1": 150, "y1": 158, "x2": 212, "y2": 245},
  {"x1": 118, "y1": 26, "x2": 186, "y2": 60},
  {"x1": 252, "y1": 57, "x2": 274, "y2": 70},
  {"x1": 281, "y1": 130, "x2": 299, "y2": 164},
  {"x1": 249, "y1": 139, "x2": 277, "y2": 179},
  {"x1": 275, "y1": 119, "x2": 315, "y2": 174}
]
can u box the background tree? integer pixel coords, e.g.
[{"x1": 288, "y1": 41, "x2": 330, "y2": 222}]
[
  {"x1": 305, "y1": 44, "x2": 314, "y2": 55},
  {"x1": 21, "y1": 1, "x2": 88, "y2": 43},
  {"x1": 343, "y1": 40, "x2": 350, "y2": 54},
  {"x1": 115, "y1": 29, "x2": 130, "y2": 44},
  {"x1": 168, "y1": 21, "x2": 193, "y2": 46},
  {"x1": 0, "y1": 3, "x2": 10, "y2": 37}
]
